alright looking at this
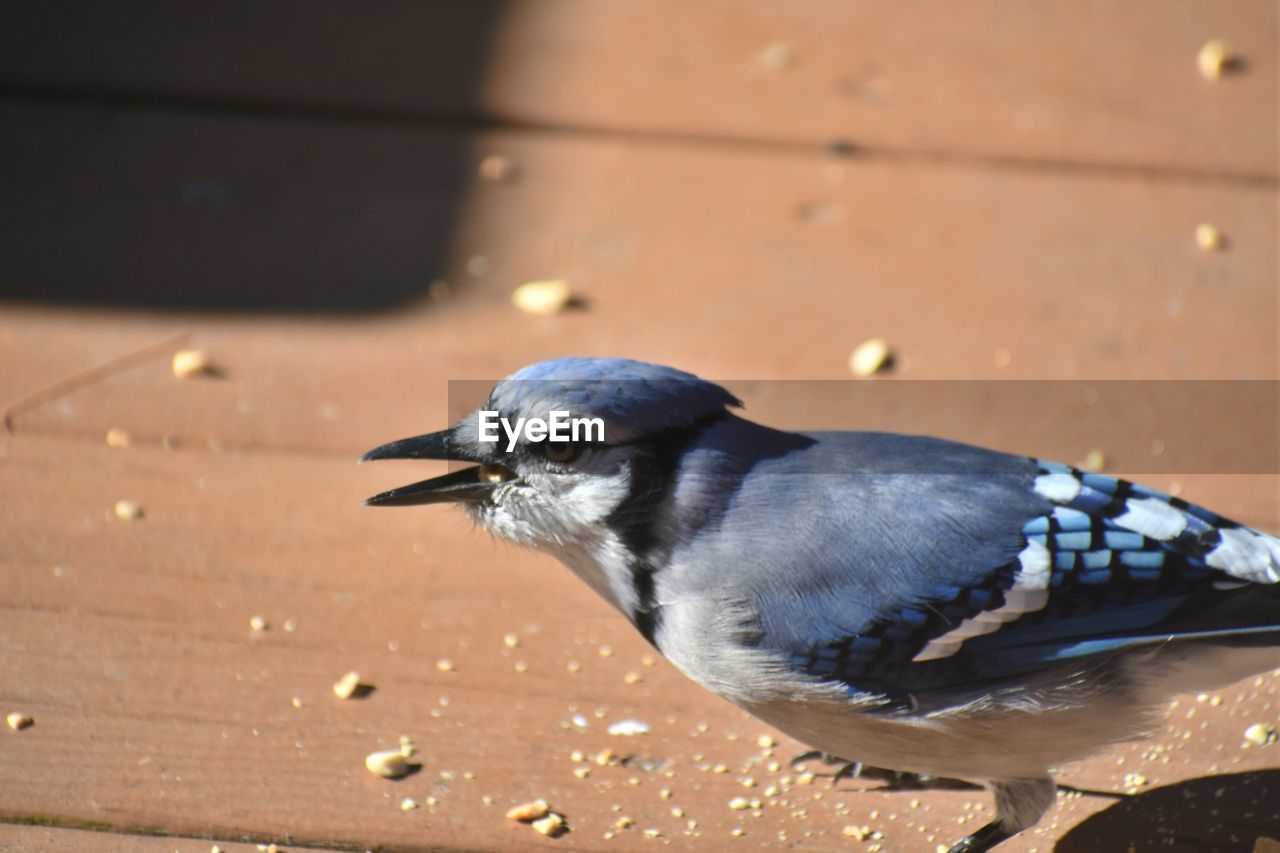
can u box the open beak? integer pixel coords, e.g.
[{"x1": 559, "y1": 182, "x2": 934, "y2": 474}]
[{"x1": 360, "y1": 429, "x2": 515, "y2": 507}]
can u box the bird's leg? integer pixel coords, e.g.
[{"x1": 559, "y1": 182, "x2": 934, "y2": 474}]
[
  {"x1": 948, "y1": 776, "x2": 1054, "y2": 853},
  {"x1": 945, "y1": 820, "x2": 1012, "y2": 853}
]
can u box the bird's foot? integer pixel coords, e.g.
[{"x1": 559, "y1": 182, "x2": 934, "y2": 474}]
[
  {"x1": 788, "y1": 751, "x2": 972, "y2": 791},
  {"x1": 946, "y1": 819, "x2": 1012, "y2": 853}
]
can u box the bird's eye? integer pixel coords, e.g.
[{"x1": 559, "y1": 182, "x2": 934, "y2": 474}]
[{"x1": 543, "y1": 441, "x2": 580, "y2": 464}]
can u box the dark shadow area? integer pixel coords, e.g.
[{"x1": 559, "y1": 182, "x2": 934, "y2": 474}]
[
  {"x1": 1056, "y1": 770, "x2": 1280, "y2": 853},
  {"x1": 0, "y1": 1, "x2": 508, "y2": 313}
]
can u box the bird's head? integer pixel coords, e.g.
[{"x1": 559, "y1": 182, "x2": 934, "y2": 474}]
[{"x1": 361, "y1": 358, "x2": 741, "y2": 554}]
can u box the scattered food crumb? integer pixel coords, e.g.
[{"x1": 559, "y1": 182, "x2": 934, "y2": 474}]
[
  {"x1": 843, "y1": 825, "x2": 872, "y2": 840},
  {"x1": 795, "y1": 199, "x2": 845, "y2": 225},
  {"x1": 532, "y1": 812, "x2": 567, "y2": 837},
  {"x1": 365, "y1": 749, "x2": 413, "y2": 779},
  {"x1": 503, "y1": 633, "x2": 520, "y2": 648},
  {"x1": 615, "y1": 816, "x2": 635, "y2": 830},
  {"x1": 436, "y1": 658, "x2": 455, "y2": 672},
  {"x1": 849, "y1": 338, "x2": 893, "y2": 377},
  {"x1": 6, "y1": 712, "x2": 33, "y2": 731},
  {"x1": 479, "y1": 155, "x2": 519, "y2": 183},
  {"x1": 105, "y1": 427, "x2": 131, "y2": 448},
  {"x1": 282, "y1": 618, "x2": 297, "y2": 632},
  {"x1": 757, "y1": 734, "x2": 776, "y2": 749},
  {"x1": 401, "y1": 797, "x2": 419, "y2": 811},
  {"x1": 507, "y1": 800, "x2": 551, "y2": 822},
  {"x1": 573, "y1": 766, "x2": 591, "y2": 779},
  {"x1": 729, "y1": 797, "x2": 752, "y2": 810},
  {"x1": 608, "y1": 719, "x2": 650, "y2": 736},
  {"x1": 1195, "y1": 223, "x2": 1224, "y2": 251},
  {"x1": 623, "y1": 671, "x2": 643, "y2": 684},
  {"x1": 598, "y1": 645, "x2": 614, "y2": 658},
  {"x1": 756, "y1": 42, "x2": 794, "y2": 70},
  {"x1": 113, "y1": 500, "x2": 143, "y2": 521},
  {"x1": 249, "y1": 615, "x2": 268, "y2": 633},
  {"x1": 172, "y1": 349, "x2": 213, "y2": 378},
  {"x1": 466, "y1": 255, "x2": 489, "y2": 278},
  {"x1": 1244, "y1": 722, "x2": 1276, "y2": 747},
  {"x1": 1076, "y1": 449, "x2": 1107, "y2": 473},
  {"x1": 332, "y1": 670, "x2": 363, "y2": 699},
  {"x1": 512, "y1": 280, "x2": 573, "y2": 316},
  {"x1": 290, "y1": 696, "x2": 302, "y2": 708},
  {"x1": 566, "y1": 660, "x2": 582, "y2": 673},
  {"x1": 1197, "y1": 39, "x2": 1233, "y2": 80}
]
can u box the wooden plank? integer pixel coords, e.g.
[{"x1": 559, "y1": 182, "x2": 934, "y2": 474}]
[
  {"x1": 3, "y1": 432, "x2": 1277, "y2": 852},
  {"x1": 0, "y1": 1, "x2": 503, "y2": 119},
  {"x1": 2, "y1": 105, "x2": 1276, "y2": 461},
  {"x1": 0, "y1": 1, "x2": 1274, "y2": 176},
  {"x1": 5, "y1": 310, "x2": 1278, "y2": 520},
  {"x1": 0, "y1": 79, "x2": 1277, "y2": 853},
  {"x1": 0, "y1": 824, "x2": 320, "y2": 852},
  {"x1": 0, "y1": 101, "x2": 469, "y2": 313},
  {"x1": 481, "y1": 0, "x2": 1278, "y2": 177}
]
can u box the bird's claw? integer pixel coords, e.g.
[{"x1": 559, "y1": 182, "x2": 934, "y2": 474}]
[
  {"x1": 788, "y1": 750, "x2": 981, "y2": 792},
  {"x1": 945, "y1": 819, "x2": 1012, "y2": 853}
]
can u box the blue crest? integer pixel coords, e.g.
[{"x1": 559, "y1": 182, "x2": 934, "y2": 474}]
[{"x1": 488, "y1": 357, "x2": 741, "y2": 443}]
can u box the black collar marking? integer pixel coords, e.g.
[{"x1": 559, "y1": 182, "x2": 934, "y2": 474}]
[{"x1": 606, "y1": 418, "x2": 723, "y2": 645}]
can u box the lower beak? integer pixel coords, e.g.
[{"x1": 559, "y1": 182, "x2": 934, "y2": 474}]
[{"x1": 360, "y1": 429, "x2": 515, "y2": 506}]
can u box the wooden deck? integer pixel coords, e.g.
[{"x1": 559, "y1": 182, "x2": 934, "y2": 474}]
[{"x1": 2, "y1": 3, "x2": 1277, "y2": 850}]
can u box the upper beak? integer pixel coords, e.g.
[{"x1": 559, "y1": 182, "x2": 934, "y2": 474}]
[
  {"x1": 360, "y1": 429, "x2": 513, "y2": 507},
  {"x1": 360, "y1": 429, "x2": 454, "y2": 464}
]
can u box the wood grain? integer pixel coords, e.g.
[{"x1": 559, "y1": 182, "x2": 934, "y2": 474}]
[{"x1": 0, "y1": 2, "x2": 1274, "y2": 176}]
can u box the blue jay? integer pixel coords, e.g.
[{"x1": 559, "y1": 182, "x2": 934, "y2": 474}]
[{"x1": 362, "y1": 357, "x2": 1279, "y2": 852}]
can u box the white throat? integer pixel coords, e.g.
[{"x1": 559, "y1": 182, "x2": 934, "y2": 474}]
[{"x1": 474, "y1": 466, "x2": 642, "y2": 617}]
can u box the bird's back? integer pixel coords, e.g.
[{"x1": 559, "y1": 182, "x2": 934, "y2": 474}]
[{"x1": 656, "y1": 416, "x2": 1279, "y2": 715}]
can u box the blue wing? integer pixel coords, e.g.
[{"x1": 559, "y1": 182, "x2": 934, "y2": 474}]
[{"x1": 779, "y1": 458, "x2": 1280, "y2": 708}]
